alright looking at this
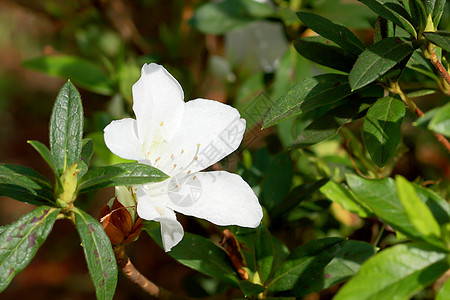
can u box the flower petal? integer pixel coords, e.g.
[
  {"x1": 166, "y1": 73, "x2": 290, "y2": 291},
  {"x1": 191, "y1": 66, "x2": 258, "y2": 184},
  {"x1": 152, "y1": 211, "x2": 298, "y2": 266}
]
[
  {"x1": 132, "y1": 63, "x2": 185, "y2": 155},
  {"x1": 166, "y1": 171, "x2": 262, "y2": 228},
  {"x1": 104, "y1": 118, "x2": 143, "y2": 161},
  {"x1": 135, "y1": 186, "x2": 184, "y2": 251},
  {"x1": 152, "y1": 99, "x2": 246, "y2": 176}
]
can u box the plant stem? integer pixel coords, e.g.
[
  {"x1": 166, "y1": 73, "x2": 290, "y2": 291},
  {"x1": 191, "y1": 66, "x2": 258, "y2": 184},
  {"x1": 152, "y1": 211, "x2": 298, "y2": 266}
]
[
  {"x1": 428, "y1": 49, "x2": 450, "y2": 87},
  {"x1": 371, "y1": 223, "x2": 386, "y2": 247},
  {"x1": 390, "y1": 82, "x2": 450, "y2": 153}
]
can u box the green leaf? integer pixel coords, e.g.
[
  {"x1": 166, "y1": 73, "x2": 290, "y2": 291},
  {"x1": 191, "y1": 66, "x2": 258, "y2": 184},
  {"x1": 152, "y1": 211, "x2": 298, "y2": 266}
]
[
  {"x1": 428, "y1": 101, "x2": 450, "y2": 137},
  {"x1": 27, "y1": 140, "x2": 59, "y2": 178},
  {"x1": 437, "y1": 276, "x2": 450, "y2": 300},
  {"x1": 145, "y1": 225, "x2": 240, "y2": 287},
  {"x1": 0, "y1": 206, "x2": 60, "y2": 292},
  {"x1": 396, "y1": 176, "x2": 442, "y2": 239},
  {"x1": 401, "y1": 0, "x2": 427, "y2": 32},
  {"x1": 291, "y1": 240, "x2": 376, "y2": 296},
  {"x1": 78, "y1": 138, "x2": 94, "y2": 179},
  {"x1": 238, "y1": 281, "x2": 265, "y2": 296},
  {"x1": 50, "y1": 81, "x2": 84, "y2": 174},
  {"x1": 349, "y1": 37, "x2": 416, "y2": 91},
  {"x1": 423, "y1": 31, "x2": 450, "y2": 52},
  {"x1": 424, "y1": 0, "x2": 446, "y2": 27},
  {"x1": 0, "y1": 164, "x2": 55, "y2": 206},
  {"x1": 406, "y1": 50, "x2": 439, "y2": 81},
  {"x1": 359, "y1": 0, "x2": 417, "y2": 38},
  {"x1": 261, "y1": 152, "x2": 293, "y2": 211},
  {"x1": 263, "y1": 74, "x2": 352, "y2": 128},
  {"x1": 296, "y1": 12, "x2": 365, "y2": 55},
  {"x1": 266, "y1": 237, "x2": 345, "y2": 292},
  {"x1": 363, "y1": 95, "x2": 405, "y2": 167},
  {"x1": 320, "y1": 180, "x2": 372, "y2": 218},
  {"x1": 22, "y1": 55, "x2": 114, "y2": 95},
  {"x1": 77, "y1": 163, "x2": 168, "y2": 194},
  {"x1": 414, "y1": 184, "x2": 450, "y2": 226},
  {"x1": 294, "y1": 36, "x2": 357, "y2": 73},
  {"x1": 74, "y1": 208, "x2": 117, "y2": 300},
  {"x1": 255, "y1": 224, "x2": 273, "y2": 284},
  {"x1": 188, "y1": 0, "x2": 275, "y2": 34},
  {"x1": 292, "y1": 96, "x2": 374, "y2": 148},
  {"x1": 374, "y1": 16, "x2": 395, "y2": 43},
  {"x1": 334, "y1": 243, "x2": 450, "y2": 300}
]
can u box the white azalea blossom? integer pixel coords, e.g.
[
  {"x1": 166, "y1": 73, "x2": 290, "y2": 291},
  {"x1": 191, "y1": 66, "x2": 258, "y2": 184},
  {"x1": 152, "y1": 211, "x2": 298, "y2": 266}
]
[{"x1": 104, "y1": 63, "x2": 263, "y2": 251}]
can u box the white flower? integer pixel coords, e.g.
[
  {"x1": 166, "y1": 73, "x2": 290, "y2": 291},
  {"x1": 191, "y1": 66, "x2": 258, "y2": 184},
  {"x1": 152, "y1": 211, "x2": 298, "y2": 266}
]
[{"x1": 104, "y1": 63, "x2": 263, "y2": 251}]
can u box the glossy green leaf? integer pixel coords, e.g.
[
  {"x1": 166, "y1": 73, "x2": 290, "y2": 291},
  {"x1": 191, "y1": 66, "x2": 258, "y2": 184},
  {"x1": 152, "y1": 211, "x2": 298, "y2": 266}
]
[
  {"x1": 266, "y1": 237, "x2": 345, "y2": 292},
  {"x1": 424, "y1": 0, "x2": 446, "y2": 27},
  {"x1": 320, "y1": 180, "x2": 372, "y2": 218},
  {"x1": 263, "y1": 74, "x2": 352, "y2": 128},
  {"x1": 74, "y1": 208, "x2": 117, "y2": 300},
  {"x1": 0, "y1": 164, "x2": 55, "y2": 206},
  {"x1": 294, "y1": 36, "x2": 357, "y2": 73},
  {"x1": 349, "y1": 37, "x2": 415, "y2": 91},
  {"x1": 359, "y1": 0, "x2": 417, "y2": 38},
  {"x1": 296, "y1": 12, "x2": 365, "y2": 55},
  {"x1": 428, "y1": 101, "x2": 450, "y2": 137},
  {"x1": 77, "y1": 163, "x2": 168, "y2": 194},
  {"x1": 414, "y1": 184, "x2": 450, "y2": 225},
  {"x1": 261, "y1": 152, "x2": 293, "y2": 211},
  {"x1": 437, "y1": 276, "x2": 450, "y2": 300},
  {"x1": 0, "y1": 206, "x2": 60, "y2": 292},
  {"x1": 50, "y1": 81, "x2": 84, "y2": 174},
  {"x1": 363, "y1": 95, "x2": 405, "y2": 167},
  {"x1": 78, "y1": 138, "x2": 94, "y2": 179},
  {"x1": 293, "y1": 96, "x2": 374, "y2": 148},
  {"x1": 401, "y1": 0, "x2": 427, "y2": 32},
  {"x1": 255, "y1": 224, "x2": 273, "y2": 284},
  {"x1": 396, "y1": 176, "x2": 441, "y2": 239},
  {"x1": 145, "y1": 226, "x2": 240, "y2": 287},
  {"x1": 23, "y1": 55, "x2": 113, "y2": 95},
  {"x1": 423, "y1": 31, "x2": 450, "y2": 52},
  {"x1": 27, "y1": 140, "x2": 59, "y2": 178},
  {"x1": 334, "y1": 243, "x2": 450, "y2": 300},
  {"x1": 188, "y1": 0, "x2": 275, "y2": 34},
  {"x1": 292, "y1": 240, "x2": 376, "y2": 296}
]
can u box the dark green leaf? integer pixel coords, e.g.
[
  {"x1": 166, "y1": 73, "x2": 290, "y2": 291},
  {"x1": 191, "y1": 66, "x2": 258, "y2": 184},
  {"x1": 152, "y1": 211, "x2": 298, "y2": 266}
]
[
  {"x1": 0, "y1": 206, "x2": 60, "y2": 292},
  {"x1": 263, "y1": 74, "x2": 352, "y2": 128},
  {"x1": 266, "y1": 237, "x2": 345, "y2": 292},
  {"x1": 50, "y1": 81, "x2": 84, "y2": 174},
  {"x1": 27, "y1": 140, "x2": 59, "y2": 178},
  {"x1": 77, "y1": 163, "x2": 168, "y2": 194},
  {"x1": 414, "y1": 184, "x2": 450, "y2": 225},
  {"x1": 359, "y1": 0, "x2": 417, "y2": 38},
  {"x1": 294, "y1": 36, "x2": 357, "y2": 73},
  {"x1": 74, "y1": 208, "x2": 117, "y2": 300},
  {"x1": 424, "y1": 0, "x2": 446, "y2": 27},
  {"x1": 23, "y1": 55, "x2": 114, "y2": 95},
  {"x1": 78, "y1": 138, "x2": 94, "y2": 179},
  {"x1": 401, "y1": 0, "x2": 427, "y2": 32},
  {"x1": 293, "y1": 96, "x2": 374, "y2": 148},
  {"x1": 334, "y1": 243, "x2": 450, "y2": 300},
  {"x1": 349, "y1": 37, "x2": 416, "y2": 91},
  {"x1": 396, "y1": 176, "x2": 441, "y2": 240},
  {"x1": 296, "y1": 12, "x2": 365, "y2": 55},
  {"x1": 291, "y1": 240, "x2": 376, "y2": 296},
  {"x1": 188, "y1": 0, "x2": 275, "y2": 34},
  {"x1": 320, "y1": 180, "x2": 372, "y2": 218},
  {"x1": 145, "y1": 225, "x2": 240, "y2": 287},
  {"x1": 255, "y1": 224, "x2": 273, "y2": 284},
  {"x1": 0, "y1": 164, "x2": 55, "y2": 206},
  {"x1": 238, "y1": 281, "x2": 265, "y2": 296},
  {"x1": 363, "y1": 95, "x2": 405, "y2": 167},
  {"x1": 261, "y1": 152, "x2": 293, "y2": 211},
  {"x1": 406, "y1": 50, "x2": 438, "y2": 81},
  {"x1": 423, "y1": 31, "x2": 450, "y2": 52}
]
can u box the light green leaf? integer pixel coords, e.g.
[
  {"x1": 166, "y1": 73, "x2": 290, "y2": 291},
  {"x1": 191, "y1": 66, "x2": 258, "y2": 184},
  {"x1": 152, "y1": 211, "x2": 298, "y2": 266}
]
[
  {"x1": 359, "y1": 0, "x2": 417, "y2": 38},
  {"x1": 396, "y1": 175, "x2": 441, "y2": 239},
  {"x1": 27, "y1": 140, "x2": 59, "y2": 178},
  {"x1": 428, "y1": 101, "x2": 450, "y2": 137},
  {"x1": 437, "y1": 276, "x2": 450, "y2": 300},
  {"x1": 50, "y1": 81, "x2": 84, "y2": 174},
  {"x1": 296, "y1": 12, "x2": 365, "y2": 55},
  {"x1": 74, "y1": 208, "x2": 117, "y2": 300},
  {"x1": 0, "y1": 164, "x2": 55, "y2": 206},
  {"x1": 363, "y1": 95, "x2": 405, "y2": 167},
  {"x1": 263, "y1": 74, "x2": 352, "y2": 128},
  {"x1": 23, "y1": 55, "x2": 114, "y2": 95},
  {"x1": 349, "y1": 37, "x2": 415, "y2": 91},
  {"x1": 0, "y1": 206, "x2": 60, "y2": 292},
  {"x1": 77, "y1": 163, "x2": 168, "y2": 194},
  {"x1": 145, "y1": 225, "x2": 240, "y2": 287},
  {"x1": 334, "y1": 243, "x2": 450, "y2": 300}
]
